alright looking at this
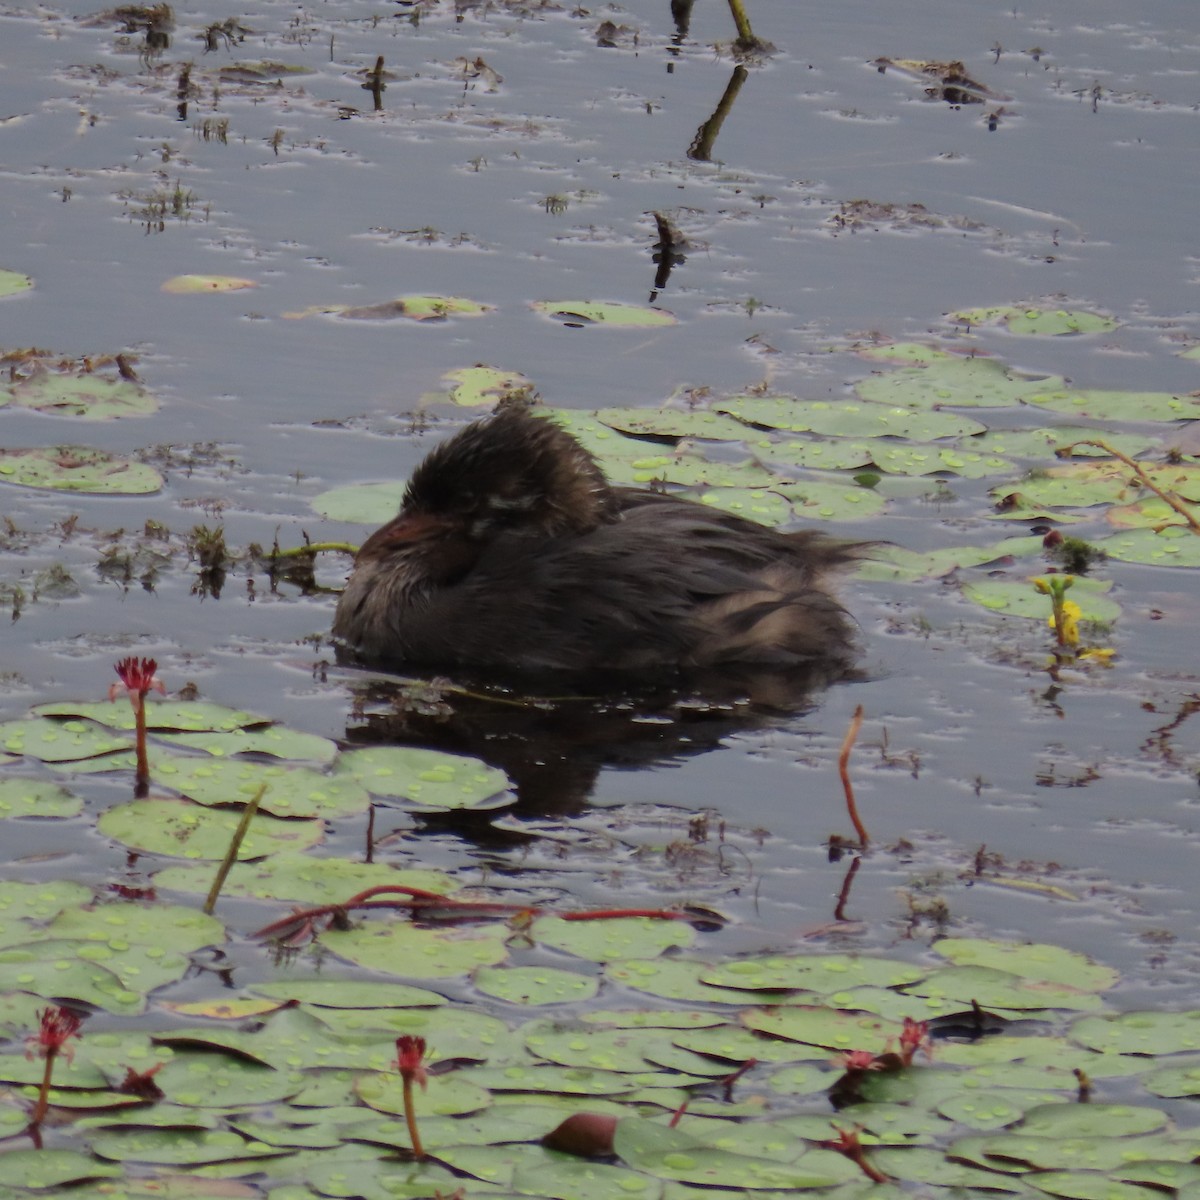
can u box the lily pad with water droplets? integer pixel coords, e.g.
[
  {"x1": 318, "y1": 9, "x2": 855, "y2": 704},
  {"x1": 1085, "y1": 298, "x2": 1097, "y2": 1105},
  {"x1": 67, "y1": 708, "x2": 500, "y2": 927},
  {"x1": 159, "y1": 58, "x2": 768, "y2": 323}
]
[
  {"x1": 153, "y1": 853, "x2": 453, "y2": 904},
  {"x1": 321, "y1": 920, "x2": 510, "y2": 978},
  {"x1": 532, "y1": 916, "x2": 694, "y2": 962},
  {"x1": 703, "y1": 953, "x2": 926, "y2": 993},
  {"x1": 0, "y1": 1149, "x2": 120, "y2": 1190},
  {"x1": 857, "y1": 342, "x2": 955, "y2": 365},
  {"x1": 960, "y1": 576, "x2": 1122, "y2": 624},
  {"x1": 311, "y1": 480, "x2": 406, "y2": 523},
  {"x1": 604, "y1": 453, "x2": 776, "y2": 490},
  {"x1": 0, "y1": 942, "x2": 145, "y2": 1014},
  {"x1": 473, "y1": 965, "x2": 598, "y2": 1006},
  {"x1": 934, "y1": 938, "x2": 1119, "y2": 991},
  {"x1": 605, "y1": 958, "x2": 776, "y2": 1005},
  {"x1": 336, "y1": 746, "x2": 512, "y2": 811},
  {"x1": 755, "y1": 438, "x2": 876, "y2": 472},
  {"x1": 98, "y1": 797, "x2": 323, "y2": 860},
  {"x1": 855, "y1": 356, "x2": 1068, "y2": 410},
  {"x1": 533, "y1": 300, "x2": 676, "y2": 327},
  {"x1": 148, "y1": 754, "x2": 370, "y2": 819},
  {"x1": 871, "y1": 442, "x2": 1016, "y2": 478},
  {"x1": 1105, "y1": 497, "x2": 1200, "y2": 529},
  {"x1": 1027, "y1": 389, "x2": 1200, "y2": 423},
  {"x1": 36, "y1": 699, "x2": 265, "y2": 733},
  {"x1": 250, "y1": 978, "x2": 447, "y2": 1009},
  {"x1": 155, "y1": 725, "x2": 340, "y2": 762},
  {"x1": 907, "y1": 965, "x2": 1105, "y2": 1012},
  {"x1": 741, "y1": 1005, "x2": 902, "y2": 1050},
  {"x1": 0, "y1": 446, "x2": 163, "y2": 494},
  {"x1": 965, "y1": 427, "x2": 1159, "y2": 462},
  {"x1": 951, "y1": 307, "x2": 1117, "y2": 336},
  {"x1": 691, "y1": 487, "x2": 794, "y2": 526},
  {"x1": 775, "y1": 478, "x2": 888, "y2": 522},
  {"x1": 0, "y1": 717, "x2": 132, "y2": 762},
  {"x1": 1099, "y1": 526, "x2": 1200, "y2": 568},
  {"x1": 856, "y1": 537, "x2": 1044, "y2": 583},
  {"x1": 0, "y1": 777, "x2": 83, "y2": 818},
  {"x1": 1071, "y1": 1011, "x2": 1200, "y2": 1056}
]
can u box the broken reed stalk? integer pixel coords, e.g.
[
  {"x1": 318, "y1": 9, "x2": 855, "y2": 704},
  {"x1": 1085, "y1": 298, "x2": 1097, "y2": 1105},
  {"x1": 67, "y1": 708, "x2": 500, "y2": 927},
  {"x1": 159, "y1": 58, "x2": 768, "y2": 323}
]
[
  {"x1": 725, "y1": 0, "x2": 755, "y2": 46},
  {"x1": 839, "y1": 704, "x2": 868, "y2": 847},
  {"x1": 1061, "y1": 439, "x2": 1200, "y2": 533},
  {"x1": 204, "y1": 784, "x2": 267, "y2": 915}
]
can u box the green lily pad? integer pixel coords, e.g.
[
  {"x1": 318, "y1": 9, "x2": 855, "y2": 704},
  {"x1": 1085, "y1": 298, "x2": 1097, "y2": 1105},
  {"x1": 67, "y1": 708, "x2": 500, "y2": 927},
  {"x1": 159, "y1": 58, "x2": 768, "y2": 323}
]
[
  {"x1": 48, "y1": 899, "x2": 222, "y2": 956},
  {"x1": 0, "y1": 1149, "x2": 119, "y2": 1189},
  {"x1": 533, "y1": 300, "x2": 676, "y2": 327},
  {"x1": 461, "y1": 1063, "x2": 648, "y2": 1097},
  {"x1": 960, "y1": 576, "x2": 1122, "y2": 624},
  {"x1": 1105, "y1": 497, "x2": 1200, "y2": 529},
  {"x1": 7, "y1": 371, "x2": 157, "y2": 419},
  {"x1": 1142, "y1": 1060, "x2": 1200, "y2": 1098},
  {"x1": 936, "y1": 1090, "x2": 1053, "y2": 1130},
  {"x1": 0, "y1": 268, "x2": 34, "y2": 298},
  {"x1": 312, "y1": 480, "x2": 406, "y2": 523},
  {"x1": 1071, "y1": 1011, "x2": 1200, "y2": 1055},
  {"x1": 148, "y1": 754, "x2": 370, "y2": 819},
  {"x1": 596, "y1": 407, "x2": 751, "y2": 441},
  {"x1": 0, "y1": 942, "x2": 145, "y2": 1013},
  {"x1": 0, "y1": 717, "x2": 132, "y2": 761},
  {"x1": 674, "y1": 1024, "x2": 826, "y2": 1065},
  {"x1": 440, "y1": 365, "x2": 534, "y2": 407},
  {"x1": 614, "y1": 1117, "x2": 851, "y2": 1188},
  {"x1": 154, "y1": 853, "x2": 453, "y2": 904},
  {"x1": 532, "y1": 916, "x2": 694, "y2": 962},
  {"x1": 0, "y1": 777, "x2": 83, "y2": 818},
  {"x1": 754, "y1": 438, "x2": 876, "y2": 472},
  {"x1": 1099, "y1": 526, "x2": 1200, "y2": 567},
  {"x1": 967, "y1": 427, "x2": 1158, "y2": 462},
  {"x1": 690, "y1": 487, "x2": 794, "y2": 526},
  {"x1": 292, "y1": 295, "x2": 491, "y2": 321},
  {"x1": 855, "y1": 357, "x2": 1068, "y2": 410},
  {"x1": 88, "y1": 1126, "x2": 286, "y2": 1166},
  {"x1": 857, "y1": 537, "x2": 1043, "y2": 583},
  {"x1": 0, "y1": 879, "x2": 93, "y2": 943},
  {"x1": 1021, "y1": 1103, "x2": 1168, "y2": 1138},
  {"x1": 336, "y1": 746, "x2": 512, "y2": 811},
  {"x1": 356, "y1": 1069, "x2": 492, "y2": 1117},
  {"x1": 35, "y1": 699, "x2": 265, "y2": 733},
  {"x1": 716, "y1": 395, "x2": 985, "y2": 439},
  {"x1": 774, "y1": 478, "x2": 888, "y2": 521},
  {"x1": 473, "y1": 965, "x2": 599, "y2": 1005},
  {"x1": 1026, "y1": 1171, "x2": 1163, "y2": 1200},
  {"x1": 1027, "y1": 389, "x2": 1200, "y2": 422},
  {"x1": 98, "y1": 797, "x2": 324, "y2": 860},
  {"x1": 857, "y1": 342, "x2": 955, "y2": 365},
  {"x1": 741, "y1": 1005, "x2": 901, "y2": 1049},
  {"x1": 161, "y1": 274, "x2": 257, "y2": 293},
  {"x1": 152, "y1": 1050, "x2": 306, "y2": 1108},
  {"x1": 872, "y1": 442, "x2": 1016, "y2": 478},
  {"x1": 155, "y1": 725, "x2": 340, "y2": 762},
  {"x1": 996, "y1": 461, "x2": 1200, "y2": 510},
  {"x1": 703, "y1": 953, "x2": 925, "y2": 993},
  {"x1": 0, "y1": 446, "x2": 163, "y2": 493},
  {"x1": 934, "y1": 939, "x2": 1119, "y2": 991},
  {"x1": 321, "y1": 920, "x2": 509, "y2": 978},
  {"x1": 605, "y1": 958, "x2": 771, "y2": 1005},
  {"x1": 249, "y1": 979, "x2": 446, "y2": 1009},
  {"x1": 603, "y1": 454, "x2": 775, "y2": 490},
  {"x1": 907, "y1": 965, "x2": 1105, "y2": 1011},
  {"x1": 951, "y1": 307, "x2": 1117, "y2": 336}
]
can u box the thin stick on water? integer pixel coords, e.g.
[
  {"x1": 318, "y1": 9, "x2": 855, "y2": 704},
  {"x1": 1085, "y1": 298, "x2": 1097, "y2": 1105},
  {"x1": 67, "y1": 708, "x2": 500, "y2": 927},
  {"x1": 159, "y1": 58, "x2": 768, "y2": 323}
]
[
  {"x1": 204, "y1": 784, "x2": 267, "y2": 915},
  {"x1": 838, "y1": 705, "x2": 868, "y2": 848}
]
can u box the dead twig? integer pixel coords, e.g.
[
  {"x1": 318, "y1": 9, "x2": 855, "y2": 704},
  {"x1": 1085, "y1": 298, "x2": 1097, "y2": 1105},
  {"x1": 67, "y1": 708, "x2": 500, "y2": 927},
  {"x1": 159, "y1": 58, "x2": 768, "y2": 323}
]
[
  {"x1": 838, "y1": 704, "x2": 868, "y2": 848},
  {"x1": 1060, "y1": 440, "x2": 1200, "y2": 534}
]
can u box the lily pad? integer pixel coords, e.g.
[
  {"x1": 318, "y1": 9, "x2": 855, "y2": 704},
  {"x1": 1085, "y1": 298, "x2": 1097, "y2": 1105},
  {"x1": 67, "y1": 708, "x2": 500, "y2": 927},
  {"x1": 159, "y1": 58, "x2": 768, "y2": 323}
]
[
  {"x1": 960, "y1": 576, "x2": 1122, "y2": 624},
  {"x1": 156, "y1": 725, "x2": 340, "y2": 763},
  {"x1": 1105, "y1": 498, "x2": 1200, "y2": 529},
  {"x1": 951, "y1": 307, "x2": 1117, "y2": 336},
  {"x1": 1026, "y1": 389, "x2": 1200, "y2": 423},
  {"x1": 336, "y1": 746, "x2": 512, "y2": 811},
  {"x1": 934, "y1": 939, "x2": 1119, "y2": 991},
  {"x1": 153, "y1": 853, "x2": 453, "y2": 903},
  {"x1": 856, "y1": 537, "x2": 1043, "y2": 583},
  {"x1": 603, "y1": 453, "x2": 775, "y2": 490},
  {"x1": 0, "y1": 777, "x2": 83, "y2": 818},
  {"x1": 98, "y1": 797, "x2": 324, "y2": 860},
  {"x1": 966, "y1": 427, "x2": 1158, "y2": 462},
  {"x1": 473, "y1": 965, "x2": 599, "y2": 1006},
  {"x1": 7, "y1": 371, "x2": 157, "y2": 419},
  {"x1": 161, "y1": 274, "x2": 257, "y2": 293},
  {"x1": 35, "y1": 699, "x2": 265, "y2": 733},
  {"x1": 0, "y1": 1149, "x2": 119, "y2": 1189},
  {"x1": 1099, "y1": 526, "x2": 1200, "y2": 568},
  {"x1": 312, "y1": 480, "x2": 406, "y2": 523},
  {"x1": 716, "y1": 395, "x2": 985, "y2": 439},
  {"x1": 755, "y1": 438, "x2": 876, "y2": 472},
  {"x1": 704, "y1": 954, "x2": 926, "y2": 993},
  {"x1": 0, "y1": 717, "x2": 132, "y2": 762},
  {"x1": 741, "y1": 1005, "x2": 901, "y2": 1049},
  {"x1": 774, "y1": 478, "x2": 889, "y2": 521},
  {"x1": 0, "y1": 446, "x2": 163, "y2": 493},
  {"x1": 1071, "y1": 1011, "x2": 1200, "y2": 1056},
  {"x1": 440, "y1": 365, "x2": 534, "y2": 407},
  {"x1": 605, "y1": 958, "x2": 771, "y2": 1005},
  {"x1": 597, "y1": 407, "x2": 751, "y2": 441},
  {"x1": 533, "y1": 300, "x2": 676, "y2": 327},
  {"x1": 855, "y1": 357, "x2": 1068, "y2": 410},
  {"x1": 0, "y1": 268, "x2": 34, "y2": 297},
  {"x1": 533, "y1": 916, "x2": 694, "y2": 962},
  {"x1": 691, "y1": 487, "x2": 794, "y2": 526},
  {"x1": 321, "y1": 920, "x2": 510, "y2": 978}
]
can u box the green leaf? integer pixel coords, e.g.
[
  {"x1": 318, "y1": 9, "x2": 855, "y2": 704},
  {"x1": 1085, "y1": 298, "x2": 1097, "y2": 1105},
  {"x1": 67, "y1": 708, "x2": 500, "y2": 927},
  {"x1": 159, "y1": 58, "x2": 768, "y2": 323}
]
[
  {"x1": 0, "y1": 1149, "x2": 119, "y2": 1189},
  {"x1": 441, "y1": 365, "x2": 533, "y2": 407},
  {"x1": 98, "y1": 797, "x2": 324, "y2": 860},
  {"x1": 322, "y1": 920, "x2": 509, "y2": 978},
  {"x1": 533, "y1": 917, "x2": 694, "y2": 962},
  {"x1": 0, "y1": 446, "x2": 163, "y2": 493},
  {"x1": 35, "y1": 698, "x2": 266, "y2": 733},
  {"x1": 855, "y1": 357, "x2": 1068, "y2": 410},
  {"x1": 1100, "y1": 526, "x2": 1200, "y2": 568},
  {"x1": 960, "y1": 576, "x2": 1122, "y2": 624},
  {"x1": 1071, "y1": 1011, "x2": 1200, "y2": 1055},
  {"x1": 774, "y1": 478, "x2": 889, "y2": 521},
  {"x1": 8, "y1": 371, "x2": 157, "y2": 419},
  {"x1": 0, "y1": 717, "x2": 132, "y2": 761},
  {"x1": 717, "y1": 395, "x2": 985, "y2": 438},
  {"x1": 533, "y1": 300, "x2": 676, "y2": 327},
  {"x1": 336, "y1": 746, "x2": 512, "y2": 811},
  {"x1": 951, "y1": 306, "x2": 1117, "y2": 336},
  {"x1": 473, "y1": 965, "x2": 599, "y2": 1006},
  {"x1": 689, "y1": 487, "x2": 795, "y2": 526},
  {"x1": 1027, "y1": 389, "x2": 1200, "y2": 422},
  {"x1": 0, "y1": 268, "x2": 34, "y2": 298},
  {"x1": 597, "y1": 407, "x2": 751, "y2": 441},
  {"x1": 703, "y1": 953, "x2": 925, "y2": 992},
  {"x1": 311, "y1": 480, "x2": 406, "y2": 523},
  {"x1": 934, "y1": 938, "x2": 1119, "y2": 991},
  {"x1": 0, "y1": 777, "x2": 83, "y2": 818}
]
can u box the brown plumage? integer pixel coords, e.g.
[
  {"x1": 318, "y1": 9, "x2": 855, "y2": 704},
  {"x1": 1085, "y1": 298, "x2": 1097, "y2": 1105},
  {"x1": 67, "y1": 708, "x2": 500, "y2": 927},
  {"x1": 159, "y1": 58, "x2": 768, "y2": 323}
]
[{"x1": 332, "y1": 409, "x2": 863, "y2": 678}]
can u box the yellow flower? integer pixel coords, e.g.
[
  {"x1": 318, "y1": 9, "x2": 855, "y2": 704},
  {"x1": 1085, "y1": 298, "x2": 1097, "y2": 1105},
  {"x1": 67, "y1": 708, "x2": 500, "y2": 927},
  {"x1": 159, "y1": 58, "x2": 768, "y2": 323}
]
[{"x1": 1047, "y1": 599, "x2": 1082, "y2": 647}]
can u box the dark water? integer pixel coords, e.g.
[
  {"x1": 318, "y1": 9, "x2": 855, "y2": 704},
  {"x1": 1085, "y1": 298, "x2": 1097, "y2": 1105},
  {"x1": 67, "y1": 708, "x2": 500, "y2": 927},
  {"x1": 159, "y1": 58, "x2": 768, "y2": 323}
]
[{"x1": 1, "y1": 0, "x2": 1199, "y2": 1010}]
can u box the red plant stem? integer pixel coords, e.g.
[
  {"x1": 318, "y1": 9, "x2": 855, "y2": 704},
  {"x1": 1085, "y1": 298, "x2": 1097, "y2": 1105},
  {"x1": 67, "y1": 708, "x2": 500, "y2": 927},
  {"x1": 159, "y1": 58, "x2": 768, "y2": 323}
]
[
  {"x1": 30, "y1": 1050, "x2": 56, "y2": 1126},
  {"x1": 402, "y1": 1076, "x2": 424, "y2": 1159},
  {"x1": 133, "y1": 693, "x2": 150, "y2": 791},
  {"x1": 839, "y1": 705, "x2": 868, "y2": 847},
  {"x1": 720, "y1": 1057, "x2": 758, "y2": 1101},
  {"x1": 559, "y1": 908, "x2": 692, "y2": 921}
]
